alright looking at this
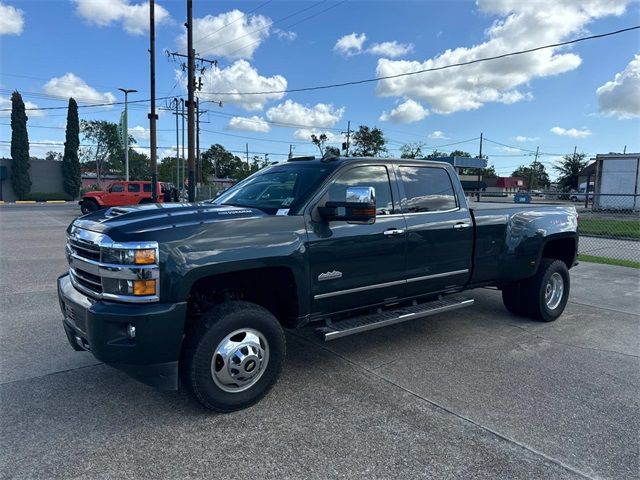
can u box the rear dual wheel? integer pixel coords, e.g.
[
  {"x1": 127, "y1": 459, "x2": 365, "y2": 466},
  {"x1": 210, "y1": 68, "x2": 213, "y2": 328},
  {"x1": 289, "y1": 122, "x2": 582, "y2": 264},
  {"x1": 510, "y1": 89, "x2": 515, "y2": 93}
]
[{"x1": 501, "y1": 258, "x2": 570, "y2": 322}]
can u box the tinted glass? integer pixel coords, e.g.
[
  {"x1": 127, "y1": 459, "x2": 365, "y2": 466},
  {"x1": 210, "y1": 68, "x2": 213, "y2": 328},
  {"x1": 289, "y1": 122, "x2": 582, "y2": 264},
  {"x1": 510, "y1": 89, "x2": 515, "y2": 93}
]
[
  {"x1": 143, "y1": 183, "x2": 152, "y2": 192},
  {"x1": 329, "y1": 165, "x2": 394, "y2": 215},
  {"x1": 213, "y1": 163, "x2": 337, "y2": 214},
  {"x1": 399, "y1": 166, "x2": 457, "y2": 213},
  {"x1": 128, "y1": 183, "x2": 141, "y2": 193},
  {"x1": 111, "y1": 183, "x2": 124, "y2": 192}
]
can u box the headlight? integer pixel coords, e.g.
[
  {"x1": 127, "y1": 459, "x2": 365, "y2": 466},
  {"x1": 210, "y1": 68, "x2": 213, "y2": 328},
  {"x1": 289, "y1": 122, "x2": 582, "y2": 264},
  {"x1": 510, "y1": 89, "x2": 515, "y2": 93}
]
[{"x1": 102, "y1": 247, "x2": 157, "y2": 265}]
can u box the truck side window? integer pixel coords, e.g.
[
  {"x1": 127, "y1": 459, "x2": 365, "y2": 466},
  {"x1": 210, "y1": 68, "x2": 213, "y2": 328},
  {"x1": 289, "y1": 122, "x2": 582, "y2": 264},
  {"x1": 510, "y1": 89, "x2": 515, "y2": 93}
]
[
  {"x1": 128, "y1": 183, "x2": 141, "y2": 193},
  {"x1": 111, "y1": 183, "x2": 124, "y2": 192},
  {"x1": 144, "y1": 184, "x2": 152, "y2": 192},
  {"x1": 329, "y1": 165, "x2": 394, "y2": 215},
  {"x1": 399, "y1": 166, "x2": 457, "y2": 213}
]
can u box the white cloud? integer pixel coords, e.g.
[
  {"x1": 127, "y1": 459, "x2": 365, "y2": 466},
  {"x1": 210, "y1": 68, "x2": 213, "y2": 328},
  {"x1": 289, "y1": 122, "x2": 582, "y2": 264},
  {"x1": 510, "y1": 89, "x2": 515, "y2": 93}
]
[
  {"x1": 0, "y1": 2, "x2": 24, "y2": 35},
  {"x1": 274, "y1": 28, "x2": 296, "y2": 41},
  {"x1": 550, "y1": 126, "x2": 592, "y2": 138},
  {"x1": 0, "y1": 95, "x2": 45, "y2": 117},
  {"x1": 129, "y1": 125, "x2": 150, "y2": 141},
  {"x1": 198, "y1": 60, "x2": 287, "y2": 111},
  {"x1": 293, "y1": 129, "x2": 340, "y2": 143},
  {"x1": 497, "y1": 146, "x2": 522, "y2": 153},
  {"x1": 44, "y1": 73, "x2": 117, "y2": 104},
  {"x1": 335, "y1": 33, "x2": 413, "y2": 59},
  {"x1": 368, "y1": 41, "x2": 414, "y2": 58},
  {"x1": 379, "y1": 99, "x2": 428, "y2": 124},
  {"x1": 266, "y1": 100, "x2": 344, "y2": 128},
  {"x1": 29, "y1": 140, "x2": 65, "y2": 157},
  {"x1": 514, "y1": 135, "x2": 539, "y2": 142},
  {"x1": 375, "y1": 0, "x2": 628, "y2": 114},
  {"x1": 227, "y1": 116, "x2": 270, "y2": 133},
  {"x1": 334, "y1": 32, "x2": 367, "y2": 56},
  {"x1": 597, "y1": 54, "x2": 640, "y2": 119},
  {"x1": 74, "y1": 0, "x2": 170, "y2": 35},
  {"x1": 183, "y1": 10, "x2": 272, "y2": 60},
  {"x1": 429, "y1": 130, "x2": 449, "y2": 139}
]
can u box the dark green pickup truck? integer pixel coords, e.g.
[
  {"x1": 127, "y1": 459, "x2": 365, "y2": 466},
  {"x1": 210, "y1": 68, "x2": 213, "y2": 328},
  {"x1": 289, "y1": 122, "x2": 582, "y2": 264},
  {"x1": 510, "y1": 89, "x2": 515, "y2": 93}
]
[{"x1": 58, "y1": 156, "x2": 578, "y2": 411}]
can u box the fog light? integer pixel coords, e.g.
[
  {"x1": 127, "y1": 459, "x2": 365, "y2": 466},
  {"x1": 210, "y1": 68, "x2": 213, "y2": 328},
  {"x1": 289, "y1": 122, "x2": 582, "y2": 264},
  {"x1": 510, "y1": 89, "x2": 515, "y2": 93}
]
[
  {"x1": 133, "y1": 279, "x2": 156, "y2": 296},
  {"x1": 127, "y1": 324, "x2": 136, "y2": 339}
]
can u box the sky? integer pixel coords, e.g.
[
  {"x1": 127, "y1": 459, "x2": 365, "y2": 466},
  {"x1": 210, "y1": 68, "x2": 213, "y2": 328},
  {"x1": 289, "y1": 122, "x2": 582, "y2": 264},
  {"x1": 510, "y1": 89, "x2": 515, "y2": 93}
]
[{"x1": 0, "y1": 0, "x2": 639, "y2": 179}]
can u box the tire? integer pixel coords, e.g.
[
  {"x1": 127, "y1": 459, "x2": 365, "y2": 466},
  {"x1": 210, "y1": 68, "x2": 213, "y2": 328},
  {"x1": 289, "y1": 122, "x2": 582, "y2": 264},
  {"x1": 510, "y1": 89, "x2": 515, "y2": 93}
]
[
  {"x1": 180, "y1": 301, "x2": 286, "y2": 412},
  {"x1": 501, "y1": 282, "x2": 527, "y2": 316},
  {"x1": 80, "y1": 199, "x2": 99, "y2": 214},
  {"x1": 522, "y1": 258, "x2": 570, "y2": 322}
]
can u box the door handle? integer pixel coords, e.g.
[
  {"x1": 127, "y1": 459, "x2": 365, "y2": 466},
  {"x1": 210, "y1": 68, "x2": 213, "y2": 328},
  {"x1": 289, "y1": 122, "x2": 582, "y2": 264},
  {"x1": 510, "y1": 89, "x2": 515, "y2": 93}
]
[
  {"x1": 453, "y1": 222, "x2": 471, "y2": 230},
  {"x1": 384, "y1": 228, "x2": 405, "y2": 236}
]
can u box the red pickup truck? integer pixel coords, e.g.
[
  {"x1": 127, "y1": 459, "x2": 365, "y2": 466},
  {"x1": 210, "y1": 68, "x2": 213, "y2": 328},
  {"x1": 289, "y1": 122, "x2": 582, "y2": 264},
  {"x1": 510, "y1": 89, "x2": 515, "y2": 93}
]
[{"x1": 79, "y1": 181, "x2": 173, "y2": 214}]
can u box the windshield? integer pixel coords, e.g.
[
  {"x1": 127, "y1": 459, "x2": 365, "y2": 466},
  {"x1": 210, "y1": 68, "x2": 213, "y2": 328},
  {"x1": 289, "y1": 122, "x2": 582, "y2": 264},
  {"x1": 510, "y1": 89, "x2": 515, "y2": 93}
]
[{"x1": 211, "y1": 162, "x2": 337, "y2": 214}]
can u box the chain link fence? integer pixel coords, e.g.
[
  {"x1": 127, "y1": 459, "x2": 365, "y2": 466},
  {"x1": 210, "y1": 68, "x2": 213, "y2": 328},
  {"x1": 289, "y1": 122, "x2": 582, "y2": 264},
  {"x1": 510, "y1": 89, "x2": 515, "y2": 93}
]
[{"x1": 468, "y1": 191, "x2": 640, "y2": 265}]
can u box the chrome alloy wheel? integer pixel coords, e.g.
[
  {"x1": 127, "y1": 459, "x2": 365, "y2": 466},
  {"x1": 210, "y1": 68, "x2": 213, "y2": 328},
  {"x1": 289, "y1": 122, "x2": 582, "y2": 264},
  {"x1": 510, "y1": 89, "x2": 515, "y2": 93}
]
[
  {"x1": 544, "y1": 272, "x2": 564, "y2": 311},
  {"x1": 211, "y1": 329, "x2": 269, "y2": 393}
]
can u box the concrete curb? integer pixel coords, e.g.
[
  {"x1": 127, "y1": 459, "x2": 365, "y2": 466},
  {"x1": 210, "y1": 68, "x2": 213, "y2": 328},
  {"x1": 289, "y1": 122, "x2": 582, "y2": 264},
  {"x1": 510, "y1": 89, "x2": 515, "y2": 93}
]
[{"x1": 0, "y1": 201, "x2": 72, "y2": 205}]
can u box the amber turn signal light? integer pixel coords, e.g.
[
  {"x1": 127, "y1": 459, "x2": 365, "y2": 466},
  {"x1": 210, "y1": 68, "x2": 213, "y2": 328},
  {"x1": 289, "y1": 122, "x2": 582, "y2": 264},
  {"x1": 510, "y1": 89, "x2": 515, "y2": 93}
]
[
  {"x1": 133, "y1": 279, "x2": 156, "y2": 296},
  {"x1": 134, "y1": 249, "x2": 156, "y2": 265}
]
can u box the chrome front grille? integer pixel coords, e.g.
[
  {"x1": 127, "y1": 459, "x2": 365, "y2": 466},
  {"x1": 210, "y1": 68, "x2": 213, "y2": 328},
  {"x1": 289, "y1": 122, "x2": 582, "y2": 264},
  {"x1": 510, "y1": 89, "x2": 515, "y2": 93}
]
[
  {"x1": 65, "y1": 227, "x2": 160, "y2": 303},
  {"x1": 68, "y1": 238, "x2": 101, "y2": 262}
]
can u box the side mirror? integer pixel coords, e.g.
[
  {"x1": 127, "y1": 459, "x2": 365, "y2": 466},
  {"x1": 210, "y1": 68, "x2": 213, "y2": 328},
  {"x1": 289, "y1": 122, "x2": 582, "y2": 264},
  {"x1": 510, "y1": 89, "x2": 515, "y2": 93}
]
[{"x1": 318, "y1": 186, "x2": 376, "y2": 222}]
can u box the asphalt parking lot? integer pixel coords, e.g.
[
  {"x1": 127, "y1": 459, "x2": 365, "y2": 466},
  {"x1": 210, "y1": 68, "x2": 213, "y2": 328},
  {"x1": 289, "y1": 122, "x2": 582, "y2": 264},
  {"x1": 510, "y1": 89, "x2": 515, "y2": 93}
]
[{"x1": 1, "y1": 203, "x2": 638, "y2": 479}]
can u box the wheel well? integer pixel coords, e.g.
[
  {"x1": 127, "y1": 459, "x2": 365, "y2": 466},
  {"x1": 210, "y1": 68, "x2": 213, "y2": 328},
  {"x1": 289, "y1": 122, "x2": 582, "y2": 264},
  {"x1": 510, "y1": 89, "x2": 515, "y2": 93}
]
[
  {"x1": 542, "y1": 237, "x2": 576, "y2": 269},
  {"x1": 188, "y1": 267, "x2": 299, "y2": 328}
]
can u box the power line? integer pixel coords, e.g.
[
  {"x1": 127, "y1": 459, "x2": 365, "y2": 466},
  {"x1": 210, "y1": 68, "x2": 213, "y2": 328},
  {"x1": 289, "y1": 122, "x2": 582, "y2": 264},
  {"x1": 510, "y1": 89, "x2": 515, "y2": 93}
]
[{"x1": 200, "y1": 25, "x2": 640, "y2": 96}]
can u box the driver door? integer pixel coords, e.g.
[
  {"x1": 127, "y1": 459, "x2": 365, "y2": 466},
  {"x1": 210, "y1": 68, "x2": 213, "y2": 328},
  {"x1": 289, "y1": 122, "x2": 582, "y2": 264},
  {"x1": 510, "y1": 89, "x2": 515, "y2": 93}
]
[
  {"x1": 103, "y1": 182, "x2": 126, "y2": 206},
  {"x1": 306, "y1": 164, "x2": 407, "y2": 316}
]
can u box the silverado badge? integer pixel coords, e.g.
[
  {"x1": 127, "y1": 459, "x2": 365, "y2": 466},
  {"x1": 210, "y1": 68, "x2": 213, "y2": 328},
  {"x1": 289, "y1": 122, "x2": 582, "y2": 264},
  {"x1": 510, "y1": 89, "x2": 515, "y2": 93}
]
[{"x1": 318, "y1": 270, "x2": 343, "y2": 281}]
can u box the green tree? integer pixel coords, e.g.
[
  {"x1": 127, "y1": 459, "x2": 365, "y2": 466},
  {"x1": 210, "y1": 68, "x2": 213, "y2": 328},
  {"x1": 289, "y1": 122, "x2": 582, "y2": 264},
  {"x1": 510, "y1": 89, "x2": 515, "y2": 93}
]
[
  {"x1": 310, "y1": 133, "x2": 340, "y2": 157},
  {"x1": 450, "y1": 150, "x2": 472, "y2": 157},
  {"x1": 158, "y1": 156, "x2": 178, "y2": 183},
  {"x1": 351, "y1": 125, "x2": 387, "y2": 157},
  {"x1": 400, "y1": 142, "x2": 425, "y2": 159},
  {"x1": 45, "y1": 151, "x2": 62, "y2": 161},
  {"x1": 10, "y1": 91, "x2": 31, "y2": 199},
  {"x1": 512, "y1": 162, "x2": 550, "y2": 190},
  {"x1": 425, "y1": 149, "x2": 448, "y2": 159},
  {"x1": 554, "y1": 152, "x2": 588, "y2": 190},
  {"x1": 201, "y1": 144, "x2": 245, "y2": 180},
  {"x1": 62, "y1": 98, "x2": 81, "y2": 198},
  {"x1": 80, "y1": 120, "x2": 124, "y2": 182},
  {"x1": 127, "y1": 149, "x2": 150, "y2": 180}
]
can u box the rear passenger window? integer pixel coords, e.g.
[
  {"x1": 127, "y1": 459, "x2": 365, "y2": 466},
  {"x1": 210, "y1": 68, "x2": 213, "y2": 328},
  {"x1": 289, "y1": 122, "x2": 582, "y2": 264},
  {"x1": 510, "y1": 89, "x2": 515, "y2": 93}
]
[
  {"x1": 128, "y1": 183, "x2": 141, "y2": 193},
  {"x1": 143, "y1": 184, "x2": 152, "y2": 192},
  {"x1": 399, "y1": 167, "x2": 457, "y2": 213}
]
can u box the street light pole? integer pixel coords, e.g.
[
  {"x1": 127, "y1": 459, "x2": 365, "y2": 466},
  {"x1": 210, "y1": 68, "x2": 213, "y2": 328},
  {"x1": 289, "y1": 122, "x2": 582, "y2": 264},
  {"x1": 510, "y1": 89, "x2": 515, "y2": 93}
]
[{"x1": 118, "y1": 88, "x2": 137, "y2": 181}]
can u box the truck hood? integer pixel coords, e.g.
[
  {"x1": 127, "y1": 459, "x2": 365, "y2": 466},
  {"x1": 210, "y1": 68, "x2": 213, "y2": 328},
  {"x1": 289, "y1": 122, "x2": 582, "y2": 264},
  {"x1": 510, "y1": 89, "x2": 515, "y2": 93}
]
[{"x1": 72, "y1": 202, "x2": 267, "y2": 239}]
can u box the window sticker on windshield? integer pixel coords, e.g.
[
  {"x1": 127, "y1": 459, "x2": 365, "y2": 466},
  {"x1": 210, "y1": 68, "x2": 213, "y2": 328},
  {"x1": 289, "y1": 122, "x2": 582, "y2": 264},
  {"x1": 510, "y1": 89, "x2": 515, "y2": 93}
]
[
  {"x1": 281, "y1": 197, "x2": 294, "y2": 206},
  {"x1": 276, "y1": 209, "x2": 290, "y2": 216}
]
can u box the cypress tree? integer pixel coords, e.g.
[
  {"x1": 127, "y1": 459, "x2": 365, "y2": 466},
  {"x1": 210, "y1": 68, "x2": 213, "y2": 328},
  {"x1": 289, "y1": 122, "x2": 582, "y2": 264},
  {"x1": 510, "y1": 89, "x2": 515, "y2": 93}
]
[
  {"x1": 10, "y1": 91, "x2": 31, "y2": 199},
  {"x1": 62, "y1": 97, "x2": 81, "y2": 198}
]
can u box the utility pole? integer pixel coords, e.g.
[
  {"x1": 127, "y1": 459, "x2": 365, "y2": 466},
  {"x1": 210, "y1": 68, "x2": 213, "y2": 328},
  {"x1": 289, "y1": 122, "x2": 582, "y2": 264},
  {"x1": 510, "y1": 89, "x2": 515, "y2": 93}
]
[
  {"x1": 529, "y1": 146, "x2": 539, "y2": 192},
  {"x1": 476, "y1": 132, "x2": 483, "y2": 202},
  {"x1": 181, "y1": 98, "x2": 185, "y2": 199},
  {"x1": 148, "y1": 0, "x2": 158, "y2": 202},
  {"x1": 341, "y1": 120, "x2": 351, "y2": 156},
  {"x1": 196, "y1": 97, "x2": 200, "y2": 186},
  {"x1": 173, "y1": 98, "x2": 179, "y2": 188},
  {"x1": 288, "y1": 144, "x2": 293, "y2": 159},
  {"x1": 118, "y1": 88, "x2": 137, "y2": 181},
  {"x1": 186, "y1": 0, "x2": 196, "y2": 202},
  {"x1": 623, "y1": 145, "x2": 627, "y2": 154},
  {"x1": 246, "y1": 143, "x2": 249, "y2": 171}
]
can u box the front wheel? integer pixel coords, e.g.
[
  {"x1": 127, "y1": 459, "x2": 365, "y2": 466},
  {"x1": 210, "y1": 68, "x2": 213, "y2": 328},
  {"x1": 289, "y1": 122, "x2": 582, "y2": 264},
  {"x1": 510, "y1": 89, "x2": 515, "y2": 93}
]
[{"x1": 180, "y1": 301, "x2": 286, "y2": 412}]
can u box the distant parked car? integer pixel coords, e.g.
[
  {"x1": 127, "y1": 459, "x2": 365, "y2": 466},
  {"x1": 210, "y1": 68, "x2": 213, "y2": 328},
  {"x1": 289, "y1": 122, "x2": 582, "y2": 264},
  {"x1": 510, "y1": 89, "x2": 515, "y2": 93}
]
[
  {"x1": 79, "y1": 181, "x2": 169, "y2": 214},
  {"x1": 570, "y1": 182, "x2": 594, "y2": 203}
]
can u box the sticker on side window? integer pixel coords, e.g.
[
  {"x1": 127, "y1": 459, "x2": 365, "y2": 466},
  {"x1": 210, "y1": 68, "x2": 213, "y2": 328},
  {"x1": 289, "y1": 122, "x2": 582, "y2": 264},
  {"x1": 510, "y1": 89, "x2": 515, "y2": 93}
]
[{"x1": 281, "y1": 197, "x2": 294, "y2": 206}]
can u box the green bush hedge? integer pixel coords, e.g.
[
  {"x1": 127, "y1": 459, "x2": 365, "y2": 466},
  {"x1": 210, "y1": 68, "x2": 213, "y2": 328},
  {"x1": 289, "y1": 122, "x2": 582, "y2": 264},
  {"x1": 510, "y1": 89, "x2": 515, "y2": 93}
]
[{"x1": 23, "y1": 192, "x2": 74, "y2": 201}]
